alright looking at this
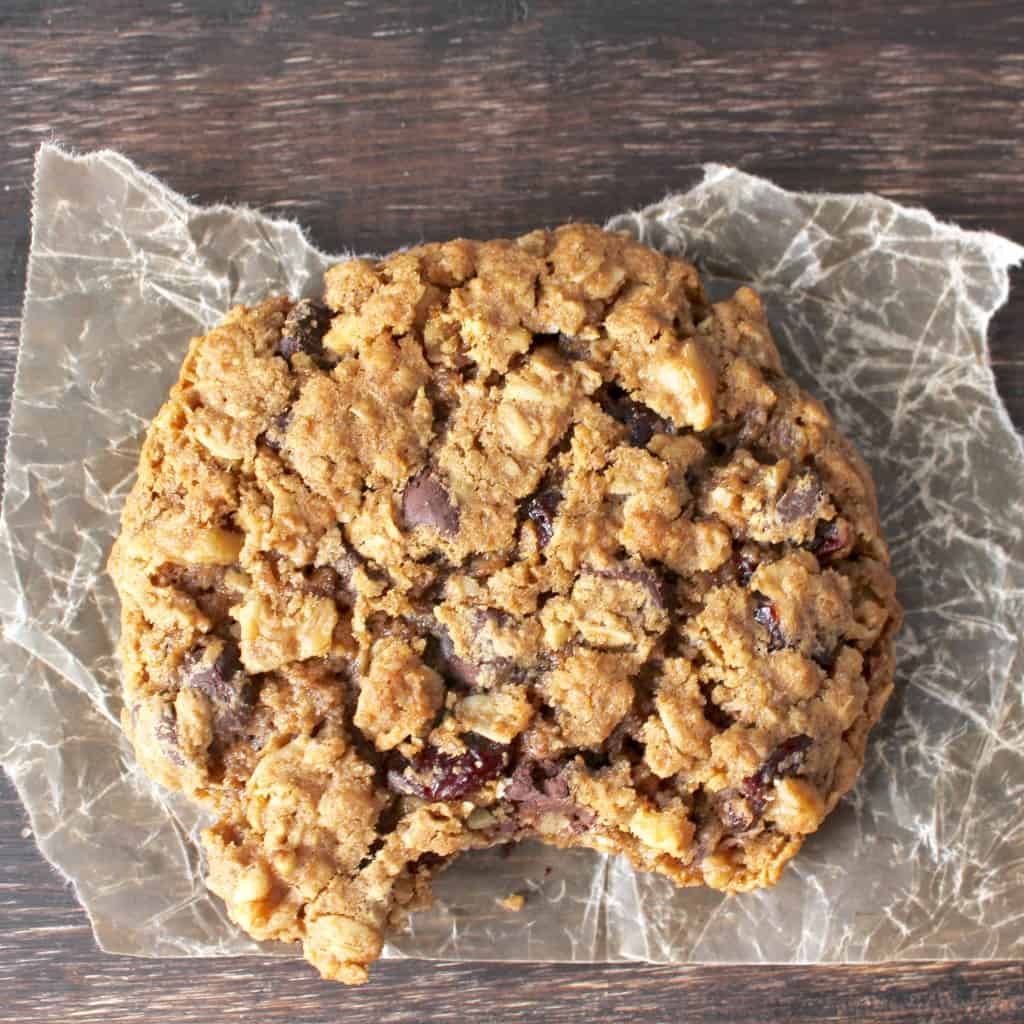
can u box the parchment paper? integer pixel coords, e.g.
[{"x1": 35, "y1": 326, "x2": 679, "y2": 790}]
[{"x1": 2, "y1": 143, "x2": 1023, "y2": 964}]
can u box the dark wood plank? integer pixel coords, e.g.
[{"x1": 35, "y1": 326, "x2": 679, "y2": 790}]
[{"x1": 1, "y1": 1, "x2": 1023, "y2": 1021}]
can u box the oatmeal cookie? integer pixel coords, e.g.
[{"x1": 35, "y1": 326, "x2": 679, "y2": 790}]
[{"x1": 108, "y1": 224, "x2": 901, "y2": 982}]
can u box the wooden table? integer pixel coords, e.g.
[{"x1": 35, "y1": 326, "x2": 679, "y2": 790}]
[{"x1": 2, "y1": 2, "x2": 1023, "y2": 1020}]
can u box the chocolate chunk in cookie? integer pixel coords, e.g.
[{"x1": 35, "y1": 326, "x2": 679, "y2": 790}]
[
  {"x1": 276, "y1": 299, "x2": 331, "y2": 362},
  {"x1": 427, "y1": 629, "x2": 480, "y2": 689},
  {"x1": 504, "y1": 758, "x2": 594, "y2": 833},
  {"x1": 776, "y1": 473, "x2": 823, "y2": 523},
  {"x1": 811, "y1": 518, "x2": 852, "y2": 561},
  {"x1": 277, "y1": 298, "x2": 334, "y2": 364},
  {"x1": 598, "y1": 383, "x2": 673, "y2": 447},
  {"x1": 401, "y1": 469, "x2": 459, "y2": 535},
  {"x1": 522, "y1": 486, "x2": 562, "y2": 547},
  {"x1": 182, "y1": 640, "x2": 256, "y2": 745}
]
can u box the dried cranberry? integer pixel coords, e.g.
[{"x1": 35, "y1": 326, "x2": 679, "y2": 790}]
[
  {"x1": 752, "y1": 593, "x2": 786, "y2": 651},
  {"x1": 764, "y1": 734, "x2": 813, "y2": 777},
  {"x1": 401, "y1": 470, "x2": 460, "y2": 536},
  {"x1": 811, "y1": 519, "x2": 851, "y2": 562},
  {"x1": 277, "y1": 299, "x2": 333, "y2": 364},
  {"x1": 742, "y1": 734, "x2": 812, "y2": 814},
  {"x1": 523, "y1": 487, "x2": 562, "y2": 548},
  {"x1": 387, "y1": 740, "x2": 507, "y2": 801}
]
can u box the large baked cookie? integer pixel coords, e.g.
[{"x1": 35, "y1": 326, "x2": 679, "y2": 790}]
[{"x1": 108, "y1": 224, "x2": 901, "y2": 982}]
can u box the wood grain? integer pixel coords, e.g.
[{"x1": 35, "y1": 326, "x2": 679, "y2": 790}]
[{"x1": 1, "y1": 1, "x2": 1023, "y2": 1021}]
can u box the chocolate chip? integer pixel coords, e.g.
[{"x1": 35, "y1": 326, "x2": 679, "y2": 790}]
[
  {"x1": 504, "y1": 760, "x2": 568, "y2": 802},
  {"x1": 187, "y1": 643, "x2": 242, "y2": 703},
  {"x1": 424, "y1": 612, "x2": 533, "y2": 689},
  {"x1": 523, "y1": 486, "x2": 562, "y2": 548},
  {"x1": 401, "y1": 470, "x2": 459, "y2": 536},
  {"x1": 632, "y1": 766, "x2": 661, "y2": 800},
  {"x1": 776, "y1": 474, "x2": 823, "y2": 523},
  {"x1": 504, "y1": 758, "x2": 595, "y2": 832},
  {"x1": 277, "y1": 299, "x2": 333, "y2": 364},
  {"x1": 182, "y1": 641, "x2": 256, "y2": 745},
  {"x1": 332, "y1": 543, "x2": 364, "y2": 586},
  {"x1": 752, "y1": 593, "x2": 786, "y2": 651},
  {"x1": 742, "y1": 734, "x2": 813, "y2": 815},
  {"x1": 598, "y1": 383, "x2": 672, "y2": 447},
  {"x1": 604, "y1": 714, "x2": 645, "y2": 762}
]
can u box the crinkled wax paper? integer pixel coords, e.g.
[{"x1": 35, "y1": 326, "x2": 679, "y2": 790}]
[{"x1": 2, "y1": 143, "x2": 1023, "y2": 964}]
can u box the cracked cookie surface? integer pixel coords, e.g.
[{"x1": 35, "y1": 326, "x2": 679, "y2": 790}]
[{"x1": 108, "y1": 223, "x2": 901, "y2": 982}]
